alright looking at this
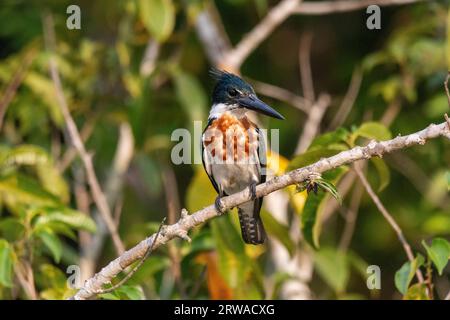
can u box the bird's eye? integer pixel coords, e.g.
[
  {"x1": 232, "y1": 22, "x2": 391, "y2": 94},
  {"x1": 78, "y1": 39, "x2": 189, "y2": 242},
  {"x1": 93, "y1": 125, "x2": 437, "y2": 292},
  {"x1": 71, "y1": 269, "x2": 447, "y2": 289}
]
[{"x1": 228, "y1": 88, "x2": 238, "y2": 97}]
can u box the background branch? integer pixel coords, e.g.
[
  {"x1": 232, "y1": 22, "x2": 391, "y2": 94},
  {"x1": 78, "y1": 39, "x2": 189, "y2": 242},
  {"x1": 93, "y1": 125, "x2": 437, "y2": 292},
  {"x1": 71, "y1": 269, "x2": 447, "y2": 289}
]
[
  {"x1": 42, "y1": 13, "x2": 125, "y2": 255},
  {"x1": 223, "y1": 0, "x2": 302, "y2": 70},
  {"x1": 353, "y1": 162, "x2": 425, "y2": 283}
]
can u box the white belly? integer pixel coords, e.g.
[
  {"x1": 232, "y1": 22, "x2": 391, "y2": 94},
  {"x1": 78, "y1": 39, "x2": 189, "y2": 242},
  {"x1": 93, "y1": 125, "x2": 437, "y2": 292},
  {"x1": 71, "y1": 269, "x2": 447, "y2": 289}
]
[{"x1": 211, "y1": 163, "x2": 260, "y2": 195}]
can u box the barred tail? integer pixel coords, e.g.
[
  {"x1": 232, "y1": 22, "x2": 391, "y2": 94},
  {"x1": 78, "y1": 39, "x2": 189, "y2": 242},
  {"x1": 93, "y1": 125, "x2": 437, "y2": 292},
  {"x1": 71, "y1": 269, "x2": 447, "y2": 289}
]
[{"x1": 237, "y1": 201, "x2": 266, "y2": 245}]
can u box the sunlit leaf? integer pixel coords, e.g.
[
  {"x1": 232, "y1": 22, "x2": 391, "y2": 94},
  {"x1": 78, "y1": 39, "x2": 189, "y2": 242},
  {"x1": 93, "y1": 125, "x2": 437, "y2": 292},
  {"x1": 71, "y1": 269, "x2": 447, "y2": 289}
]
[
  {"x1": 34, "y1": 208, "x2": 97, "y2": 233},
  {"x1": 0, "y1": 173, "x2": 60, "y2": 207},
  {"x1": 403, "y1": 283, "x2": 429, "y2": 300},
  {"x1": 186, "y1": 168, "x2": 217, "y2": 212},
  {"x1": 422, "y1": 238, "x2": 450, "y2": 275},
  {"x1": 139, "y1": 0, "x2": 175, "y2": 42},
  {"x1": 0, "y1": 145, "x2": 69, "y2": 202},
  {"x1": 353, "y1": 122, "x2": 392, "y2": 142}
]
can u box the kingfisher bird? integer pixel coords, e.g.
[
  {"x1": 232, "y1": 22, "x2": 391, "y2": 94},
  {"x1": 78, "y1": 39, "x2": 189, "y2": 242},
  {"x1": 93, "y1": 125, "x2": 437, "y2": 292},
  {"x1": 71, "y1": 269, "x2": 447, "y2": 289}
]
[{"x1": 202, "y1": 70, "x2": 284, "y2": 245}]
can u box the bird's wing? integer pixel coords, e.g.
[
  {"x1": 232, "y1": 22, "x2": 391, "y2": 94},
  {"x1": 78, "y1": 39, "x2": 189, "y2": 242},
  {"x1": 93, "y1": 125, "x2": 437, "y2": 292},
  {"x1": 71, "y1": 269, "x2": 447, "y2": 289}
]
[
  {"x1": 251, "y1": 126, "x2": 266, "y2": 216},
  {"x1": 256, "y1": 127, "x2": 267, "y2": 184},
  {"x1": 201, "y1": 117, "x2": 221, "y2": 195}
]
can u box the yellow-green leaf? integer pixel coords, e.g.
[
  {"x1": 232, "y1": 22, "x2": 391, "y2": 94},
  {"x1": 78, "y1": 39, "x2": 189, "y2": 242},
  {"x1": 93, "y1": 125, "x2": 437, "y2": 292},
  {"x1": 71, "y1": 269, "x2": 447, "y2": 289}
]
[
  {"x1": 353, "y1": 122, "x2": 392, "y2": 142},
  {"x1": 139, "y1": 0, "x2": 175, "y2": 42},
  {"x1": 0, "y1": 239, "x2": 13, "y2": 287}
]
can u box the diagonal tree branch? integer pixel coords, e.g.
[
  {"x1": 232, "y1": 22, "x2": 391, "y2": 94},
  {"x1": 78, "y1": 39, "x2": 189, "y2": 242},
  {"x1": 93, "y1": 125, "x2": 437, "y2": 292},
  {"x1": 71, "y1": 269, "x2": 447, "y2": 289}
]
[
  {"x1": 353, "y1": 162, "x2": 425, "y2": 284},
  {"x1": 71, "y1": 119, "x2": 450, "y2": 300},
  {"x1": 223, "y1": 0, "x2": 302, "y2": 71}
]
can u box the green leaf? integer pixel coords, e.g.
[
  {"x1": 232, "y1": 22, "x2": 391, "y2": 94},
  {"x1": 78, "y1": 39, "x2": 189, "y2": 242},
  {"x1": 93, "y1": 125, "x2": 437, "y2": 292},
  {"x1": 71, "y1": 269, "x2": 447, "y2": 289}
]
[
  {"x1": 210, "y1": 214, "x2": 256, "y2": 294},
  {"x1": 309, "y1": 128, "x2": 350, "y2": 149},
  {"x1": 301, "y1": 167, "x2": 348, "y2": 249},
  {"x1": 36, "y1": 163, "x2": 69, "y2": 204},
  {"x1": 0, "y1": 144, "x2": 48, "y2": 168},
  {"x1": 422, "y1": 238, "x2": 450, "y2": 275},
  {"x1": 0, "y1": 145, "x2": 69, "y2": 203},
  {"x1": 0, "y1": 239, "x2": 14, "y2": 287},
  {"x1": 260, "y1": 209, "x2": 295, "y2": 257},
  {"x1": 0, "y1": 218, "x2": 25, "y2": 242},
  {"x1": 112, "y1": 285, "x2": 145, "y2": 300},
  {"x1": 0, "y1": 173, "x2": 60, "y2": 207},
  {"x1": 171, "y1": 69, "x2": 207, "y2": 124},
  {"x1": 37, "y1": 229, "x2": 62, "y2": 263},
  {"x1": 186, "y1": 168, "x2": 217, "y2": 212},
  {"x1": 314, "y1": 178, "x2": 342, "y2": 204},
  {"x1": 139, "y1": 0, "x2": 175, "y2": 42},
  {"x1": 287, "y1": 145, "x2": 347, "y2": 172},
  {"x1": 394, "y1": 255, "x2": 424, "y2": 295},
  {"x1": 370, "y1": 157, "x2": 390, "y2": 192},
  {"x1": 34, "y1": 208, "x2": 97, "y2": 233},
  {"x1": 353, "y1": 122, "x2": 392, "y2": 142},
  {"x1": 314, "y1": 247, "x2": 349, "y2": 294}
]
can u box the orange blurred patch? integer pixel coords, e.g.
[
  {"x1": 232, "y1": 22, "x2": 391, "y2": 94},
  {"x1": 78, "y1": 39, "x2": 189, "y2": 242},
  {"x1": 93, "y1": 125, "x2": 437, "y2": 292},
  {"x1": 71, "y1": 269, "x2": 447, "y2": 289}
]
[{"x1": 195, "y1": 251, "x2": 233, "y2": 300}]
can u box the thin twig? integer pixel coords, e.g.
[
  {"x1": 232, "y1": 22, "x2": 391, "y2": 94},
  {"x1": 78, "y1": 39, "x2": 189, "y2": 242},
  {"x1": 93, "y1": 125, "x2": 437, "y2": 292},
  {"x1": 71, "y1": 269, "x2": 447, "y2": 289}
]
[
  {"x1": 161, "y1": 164, "x2": 186, "y2": 298},
  {"x1": 299, "y1": 31, "x2": 315, "y2": 103},
  {"x1": 294, "y1": 0, "x2": 424, "y2": 15},
  {"x1": 338, "y1": 173, "x2": 364, "y2": 251},
  {"x1": 71, "y1": 120, "x2": 450, "y2": 299},
  {"x1": 251, "y1": 79, "x2": 309, "y2": 112},
  {"x1": 445, "y1": 73, "x2": 450, "y2": 108},
  {"x1": 353, "y1": 163, "x2": 425, "y2": 284},
  {"x1": 94, "y1": 218, "x2": 166, "y2": 295},
  {"x1": 329, "y1": 67, "x2": 363, "y2": 130},
  {"x1": 57, "y1": 116, "x2": 97, "y2": 172},
  {"x1": 295, "y1": 93, "x2": 331, "y2": 153},
  {"x1": 42, "y1": 12, "x2": 125, "y2": 255}
]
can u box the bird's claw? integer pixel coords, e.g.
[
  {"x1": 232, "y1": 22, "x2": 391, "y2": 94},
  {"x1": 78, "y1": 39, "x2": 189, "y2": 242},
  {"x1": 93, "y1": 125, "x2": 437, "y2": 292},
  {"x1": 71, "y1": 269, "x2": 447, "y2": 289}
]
[{"x1": 215, "y1": 196, "x2": 226, "y2": 215}]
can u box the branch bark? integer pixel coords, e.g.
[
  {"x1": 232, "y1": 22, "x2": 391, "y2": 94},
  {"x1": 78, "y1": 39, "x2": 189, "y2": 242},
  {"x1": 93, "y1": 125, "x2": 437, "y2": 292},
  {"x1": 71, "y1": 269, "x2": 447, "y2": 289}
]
[{"x1": 71, "y1": 120, "x2": 450, "y2": 300}]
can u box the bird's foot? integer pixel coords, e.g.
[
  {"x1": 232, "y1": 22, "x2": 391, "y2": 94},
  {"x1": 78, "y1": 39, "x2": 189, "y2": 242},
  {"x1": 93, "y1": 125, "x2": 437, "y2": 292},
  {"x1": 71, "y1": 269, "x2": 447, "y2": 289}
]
[
  {"x1": 249, "y1": 182, "x2": 257, "y2": 200},
  {"x1": 215, "y1": 196, "x2": 226, "y2": 215}
]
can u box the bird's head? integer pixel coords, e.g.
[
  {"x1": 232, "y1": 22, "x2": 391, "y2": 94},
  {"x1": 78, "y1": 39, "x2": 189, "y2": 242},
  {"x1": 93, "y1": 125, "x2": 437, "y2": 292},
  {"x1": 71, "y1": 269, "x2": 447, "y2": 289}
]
[{"x1": 210, "y1": 69, "x2": 284, "y2": 120}]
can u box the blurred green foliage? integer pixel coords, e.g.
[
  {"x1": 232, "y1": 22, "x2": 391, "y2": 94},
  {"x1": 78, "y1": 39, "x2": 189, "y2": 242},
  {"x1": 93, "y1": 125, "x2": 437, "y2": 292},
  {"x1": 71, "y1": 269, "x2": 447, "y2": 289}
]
[{"x1": 0, "y1": 0, "x2": 449, "y2": 300}]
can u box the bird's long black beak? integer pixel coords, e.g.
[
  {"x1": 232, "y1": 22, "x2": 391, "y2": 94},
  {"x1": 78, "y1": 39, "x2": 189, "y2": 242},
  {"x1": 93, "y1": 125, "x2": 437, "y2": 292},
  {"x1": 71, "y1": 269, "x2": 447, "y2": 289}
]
[{"x1": 238, "y1": 95, "x2": 285, "y2": 120}]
